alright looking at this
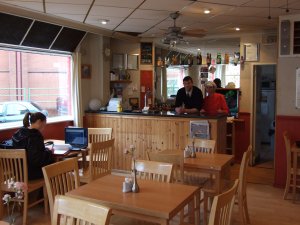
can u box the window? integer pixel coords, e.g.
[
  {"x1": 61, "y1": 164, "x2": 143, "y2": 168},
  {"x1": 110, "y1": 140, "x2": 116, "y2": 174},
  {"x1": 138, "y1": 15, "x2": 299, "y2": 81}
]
[
  {"x1": 213, "y1": 64, "x2": 240, "y2": 88},
  {"x1": 0, "y1": 49, "x2": 72, "y2": 127},
  {"x1": 166, "y1": 67, "x2": 187, "y2": 97}
]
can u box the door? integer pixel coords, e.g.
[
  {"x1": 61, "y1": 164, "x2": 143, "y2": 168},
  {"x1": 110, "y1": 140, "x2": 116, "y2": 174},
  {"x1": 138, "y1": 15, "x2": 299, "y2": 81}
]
[{"x1": 253, "y1": 64, "x2": 276, "y2": 167}]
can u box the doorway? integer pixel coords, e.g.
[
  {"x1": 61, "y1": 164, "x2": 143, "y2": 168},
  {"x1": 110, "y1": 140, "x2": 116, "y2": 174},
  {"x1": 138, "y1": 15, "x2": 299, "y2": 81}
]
[{"x1": 253, "y1": 64, "x2": 276, "y2": 168}]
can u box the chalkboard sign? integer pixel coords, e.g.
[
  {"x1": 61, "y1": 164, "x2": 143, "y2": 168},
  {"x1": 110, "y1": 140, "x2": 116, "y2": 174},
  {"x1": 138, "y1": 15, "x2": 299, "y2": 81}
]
[{"x1": 140, "y1": 42, "x2": 153, "y2": 65}]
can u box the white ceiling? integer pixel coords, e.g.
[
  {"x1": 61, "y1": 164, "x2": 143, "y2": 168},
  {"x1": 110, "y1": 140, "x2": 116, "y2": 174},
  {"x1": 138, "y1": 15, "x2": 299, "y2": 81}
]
[{"x1": 0, "y1": 0, "x2": 300, "y2": 53}]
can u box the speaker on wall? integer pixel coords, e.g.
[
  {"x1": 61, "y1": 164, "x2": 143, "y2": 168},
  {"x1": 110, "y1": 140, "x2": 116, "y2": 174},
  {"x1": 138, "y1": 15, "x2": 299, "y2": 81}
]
[{"x1": 280, "y1": 20, "x2": 290, "y2": 55}]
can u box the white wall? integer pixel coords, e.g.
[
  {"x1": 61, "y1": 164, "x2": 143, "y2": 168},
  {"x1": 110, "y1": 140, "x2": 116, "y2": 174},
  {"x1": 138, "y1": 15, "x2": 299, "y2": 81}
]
[
  {"x1": 239, "y1": 33, "x2": 277, "y2": 113},
  {"x1": 80, "y1": 34, "x2": 110, "y2": 110}
]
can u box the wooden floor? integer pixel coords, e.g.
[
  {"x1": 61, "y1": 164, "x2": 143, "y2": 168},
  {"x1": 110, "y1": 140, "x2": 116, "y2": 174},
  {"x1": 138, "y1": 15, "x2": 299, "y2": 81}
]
[{"x1": 3, "y1": 165, "x2": 300, "y2": 225}]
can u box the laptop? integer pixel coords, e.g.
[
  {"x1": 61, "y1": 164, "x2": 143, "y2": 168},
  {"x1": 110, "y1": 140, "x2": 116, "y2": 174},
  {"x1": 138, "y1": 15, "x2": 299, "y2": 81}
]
[{"x1": 65, "y1": 127, "x2": 88, "y2": 151}]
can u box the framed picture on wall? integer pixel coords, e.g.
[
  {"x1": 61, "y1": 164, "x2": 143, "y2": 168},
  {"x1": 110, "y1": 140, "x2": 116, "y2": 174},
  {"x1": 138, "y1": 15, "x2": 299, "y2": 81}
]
[
  {"x1": 140, "y1": 42, "x2": 153, "y2": 65},
  {"x1": 244, "y1": 43, "x2": 259, "y2": 62},
  {"x1": 81, "y1": 64, "x2": 91, "y2": 79}
]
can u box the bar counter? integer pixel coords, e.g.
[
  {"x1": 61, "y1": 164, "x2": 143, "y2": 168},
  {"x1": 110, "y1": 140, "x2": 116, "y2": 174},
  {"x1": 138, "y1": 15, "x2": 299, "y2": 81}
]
[{"x1": 83, "y1": 111, "x2": 227, "y2": 170}]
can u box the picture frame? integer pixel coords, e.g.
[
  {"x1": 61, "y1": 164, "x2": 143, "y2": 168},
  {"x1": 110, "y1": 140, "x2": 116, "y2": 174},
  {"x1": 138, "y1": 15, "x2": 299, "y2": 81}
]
[
  {"x1": 140, "y1": 42, "x2": 153, "y2": 65},
  {"x1": 244, "y1": 43, "x2": 259, "y2": 62},
  {"x1": 129, "y1": 97, "x2": 139, "y2": 109},
  {"x1": 81, "y1": 64, "x2": 91, "y2": 79},
  {"x1": 112, "y1": 53, "x2": 124, "y2": 69},
  {"x1": 127, "y1": 54, "x2": 139, "y2": 70}
]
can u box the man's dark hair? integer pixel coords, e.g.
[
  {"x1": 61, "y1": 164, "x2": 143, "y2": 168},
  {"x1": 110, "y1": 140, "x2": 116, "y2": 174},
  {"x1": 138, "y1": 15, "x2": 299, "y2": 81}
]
[
  {"x1": 213, "y1": 78, "x2": 222, "y2": 88},
  {"x1": 183, "y1": 76, "x2": 193, "y2": 82}
]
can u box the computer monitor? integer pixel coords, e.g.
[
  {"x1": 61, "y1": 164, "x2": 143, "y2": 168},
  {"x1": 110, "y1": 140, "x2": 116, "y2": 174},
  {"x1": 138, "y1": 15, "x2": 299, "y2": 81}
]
[{"x1": 64, "y1": 127, "x2": 88, "y2": 147}]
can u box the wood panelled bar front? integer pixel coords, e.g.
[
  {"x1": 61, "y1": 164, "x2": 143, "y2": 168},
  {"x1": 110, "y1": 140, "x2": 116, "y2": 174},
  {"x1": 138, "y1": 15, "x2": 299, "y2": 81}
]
[{"x1": 84, "y1": 112, "x2": 227, "y2": 171}]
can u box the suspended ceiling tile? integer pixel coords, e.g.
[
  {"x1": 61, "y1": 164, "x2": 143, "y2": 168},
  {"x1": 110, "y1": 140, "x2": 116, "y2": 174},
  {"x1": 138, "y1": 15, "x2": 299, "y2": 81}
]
[
  {"x1": 84, "y1": 21, "x2": 117, "y2": 30},
  {"x1": 221, "y1": 6, "x2": 265, "y2": 17},
  {"x1": 94, "y1": 0, "x2": 144, "y2": 8},
  {"x1": 50, "y1": 13, "x2": 86, "y2": 23},
  {"x1": 0, "y1": 0, "x2": 44, "y2": 12},
  {"x1": 89, "y1": 5, "x2": 135, "y2": 17},
  {"x1": 140, "y1": 0, "x2": 191, "y2": 11},
  {"x1": 46, "y1": 3, "x2": 90, "y2": 14},
  {"x1": 129, "y1": 9, "x2": 169, "y2": 21},
  {"x1": 243, "y1": 0, "x2": 293, "y2": 8},
  {"x1": 183, "y1": 2, "x2": 234, "y2": 15},
  {"x1": 192, "y1": 0, "x2": 252, "y2": 6},
  {"x1": 46, "y1": 0, "x2": 93, "y2": 3},
  {"x1": 115, "y1": 25, "x2": 149, "y2": 33},
  {"x1": 85, "y1": 15, "x2": 124, "y2": 27},
  {"x1": 120, "y1": 18, "x2": 157, "y2": 28}
]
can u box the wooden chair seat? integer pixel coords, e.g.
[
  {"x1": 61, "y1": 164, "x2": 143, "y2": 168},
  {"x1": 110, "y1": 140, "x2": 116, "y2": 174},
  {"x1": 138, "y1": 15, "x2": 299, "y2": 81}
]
[
  {"x1": 0, "y1": 149, "x2": 49, "y2": 225},
  {"x1": 79, "y1": 139, "x2": 114, "y2": 184},
  {"x1": 42, "y1": 157, "x2": 80, "y2": 221},
  {"x1": 283, "y1": 131, "x2": 300, "y2": 201},
  {"x1": 203, "y1": 146, "x2": 252, "y2": 225},
  {"x1": 52, "y1": 195, "x2": 112, "y2": 225},
  {"x1": 208, "y1": 179, "x2": 239, "y2": 225}
]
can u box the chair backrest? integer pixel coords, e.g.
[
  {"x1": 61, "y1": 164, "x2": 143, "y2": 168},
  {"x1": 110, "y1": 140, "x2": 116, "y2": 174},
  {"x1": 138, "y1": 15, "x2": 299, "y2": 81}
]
[
  {"x1": 0, "y1": 149, "x2": 28, "y2": 186},
  {"x1": 283, "y1": 131, "x2": 291, "y2": 172},
  {"x1": 88, "y1": 128, "x2": 112, "y2": 143},
  {"x1": 147, "y1": 151, "x2": 184, "y2": 183},
  {"x1": 135, "y1": 159, "x2": 173, "y2": 183},
  {"x1": 188, "y1": 139, "x2": 216, "y2": 153},
  {"x1": 208, "y1": 179, "x2": 239, "y2": 225},
  {"x1": 88, "y1": 139, "x2": 115, "y2": 181},
  {"x1": 52, "y1": 195, "x2": 112, "y2": 225},
  {"x1": 42, "y1": 157, "x2": 80, "y2": 217},
  {"x1": 238, "y1": 145, "x2": 252, "y2": 200}
]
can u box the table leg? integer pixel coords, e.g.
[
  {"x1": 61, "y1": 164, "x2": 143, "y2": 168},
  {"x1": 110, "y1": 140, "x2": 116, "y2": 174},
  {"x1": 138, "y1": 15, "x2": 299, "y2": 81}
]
[{"x1": 187, "y1": 196, "x2": 195, "y2": 225}]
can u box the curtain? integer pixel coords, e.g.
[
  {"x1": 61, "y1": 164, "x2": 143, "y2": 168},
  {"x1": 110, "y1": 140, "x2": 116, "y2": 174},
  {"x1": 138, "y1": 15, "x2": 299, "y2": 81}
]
[{"x1": 72, "y1": 52, "x2": 83, "y2": 127}]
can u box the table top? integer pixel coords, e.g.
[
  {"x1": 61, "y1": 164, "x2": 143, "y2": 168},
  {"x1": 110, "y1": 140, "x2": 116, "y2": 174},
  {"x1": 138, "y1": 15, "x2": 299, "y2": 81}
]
[
  {"x1": 158, "y1": 150, "x2": 233, "y2": 171},
  {"x1": 66, "y1": 174, "x2": 199, "y2": 220},
  {"x1": 184, "y1": 153, "x2": 234, "y2": 171}
]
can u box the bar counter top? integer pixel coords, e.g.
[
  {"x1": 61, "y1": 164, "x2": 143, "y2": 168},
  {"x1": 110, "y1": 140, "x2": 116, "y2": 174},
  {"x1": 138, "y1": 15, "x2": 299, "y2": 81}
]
[{"x1": 85, "y1": 110, "x2": 227, "y2": 119}]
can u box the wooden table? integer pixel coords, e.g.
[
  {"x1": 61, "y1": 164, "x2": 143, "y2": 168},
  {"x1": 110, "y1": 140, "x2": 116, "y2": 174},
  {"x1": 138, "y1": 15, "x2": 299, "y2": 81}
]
[
  {"x1": 67, "y1": 174, "x2": 200, "y2": 225},
  {"x1": 291, "y1": 144, "x2": 300, "y2": 202},
  {"x1": 184, "y1": 152, "x2": 234, "y2": 194},
  {"x1": 45, "y1": 139, "x2": 88, "y2": 163},
  {"x1": 160, "y1": 150, "x2": 234, "y2": 194}
]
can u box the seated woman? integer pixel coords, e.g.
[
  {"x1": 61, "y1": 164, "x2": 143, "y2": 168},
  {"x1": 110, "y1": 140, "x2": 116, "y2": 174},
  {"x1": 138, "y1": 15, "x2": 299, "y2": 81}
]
[
  {"x1": 12, "y1": 112, "x2": 54, "y2": 180},
  {"x1": 200, "y1": 81, "x2": 229, "y2": 115}
]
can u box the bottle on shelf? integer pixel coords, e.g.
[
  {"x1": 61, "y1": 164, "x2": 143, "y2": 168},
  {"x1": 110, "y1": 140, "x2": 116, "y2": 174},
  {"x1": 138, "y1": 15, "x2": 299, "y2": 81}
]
[
  {"x1": 224, "y1": 53, "x2": 229, "y2": 64},
  {"x1": 197, "y1": 52, "x2": 202, "y2": 65},
  {"x1": 206, "y1": 53, "x2": 211, "y2": 67},
  {"x1": 216, "y1": 52, "x2": 222, "y2": 64}
]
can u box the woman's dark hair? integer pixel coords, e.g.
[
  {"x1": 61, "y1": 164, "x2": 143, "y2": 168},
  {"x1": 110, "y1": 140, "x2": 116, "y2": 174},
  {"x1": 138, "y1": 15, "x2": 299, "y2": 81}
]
[{"x1": 23, "y1": 112, "x2": 46, "y2": 128}]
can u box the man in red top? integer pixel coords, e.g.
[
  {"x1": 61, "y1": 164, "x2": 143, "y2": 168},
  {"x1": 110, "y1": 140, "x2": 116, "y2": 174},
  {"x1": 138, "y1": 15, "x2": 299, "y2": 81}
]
[{"x1": 200, "y1": 81, "x2": 229, "y2": 115}]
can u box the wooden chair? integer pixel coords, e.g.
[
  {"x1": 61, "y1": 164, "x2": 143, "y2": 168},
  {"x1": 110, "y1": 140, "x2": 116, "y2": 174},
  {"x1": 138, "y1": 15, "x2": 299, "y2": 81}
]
[
  {"x1": 80, "y1": 128, "x2": 113, "y2": 166},
  {"x1": 188, "y1": 138, "x2": 216, "y2": 153},
  {"x1": 52, "y1": 195, "x2": 112, "y2": 225},
  {"x1": 208, "y1": 179, "x2": 239, "y2": 225},
  {"x1": 147, "y1": 151, "x2": 184, "y2": 183},
  {"x1": 203, "y1": 146, "x2": 252, "y2": 225},
  {"x1": 0, "y1": 149, "x2": 48, "y2": 225},
  {"x1": 80, "y1": 139, "x2": 114, "y2": 183},
  {"x1": 135, "y1": 159, "x2": 173, "y2": 183},
  {"x1": 42, "y1": 157, "x2": 80, "y2": 219},
  {"x1": 88, "y1": 128, "x2": 112, "y2": 143},
  {"x1": 283, "y1": 131, "x2": 300, "y2": 201}
]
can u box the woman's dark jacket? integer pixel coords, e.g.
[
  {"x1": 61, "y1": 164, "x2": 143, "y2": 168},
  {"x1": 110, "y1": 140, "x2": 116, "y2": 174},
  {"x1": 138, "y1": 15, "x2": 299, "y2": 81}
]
[{"x1": 12, "y1": 127, "x2": 54, "y2": 180}]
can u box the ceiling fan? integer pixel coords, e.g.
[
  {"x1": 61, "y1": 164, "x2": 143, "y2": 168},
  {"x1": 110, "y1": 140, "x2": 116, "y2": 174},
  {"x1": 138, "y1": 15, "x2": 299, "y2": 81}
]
[{"x1": 162, "y1": 12, "x2": 206, "y2": 47}]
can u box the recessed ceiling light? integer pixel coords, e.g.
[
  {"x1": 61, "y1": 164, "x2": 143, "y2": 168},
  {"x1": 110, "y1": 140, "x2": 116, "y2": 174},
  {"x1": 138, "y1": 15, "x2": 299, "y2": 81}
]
[
  {"x1": 100, "y1": 19, "x2": 109, "y2": 25},
  {"x1": 197, "y1": 48, "x2": 201, "y2": 51},
  {"x1": 235, "y1": 27, "x2": 240, "y2": 31},
  {"x1": 204, "y1": 9, "x2": 211, "y2": 14}
]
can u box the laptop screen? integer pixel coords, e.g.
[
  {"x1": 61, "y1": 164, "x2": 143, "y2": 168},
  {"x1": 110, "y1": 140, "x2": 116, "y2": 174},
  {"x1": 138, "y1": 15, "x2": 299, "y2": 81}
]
[{"x1": 65, "y1": 127, "x2": 88, "y2": 147}]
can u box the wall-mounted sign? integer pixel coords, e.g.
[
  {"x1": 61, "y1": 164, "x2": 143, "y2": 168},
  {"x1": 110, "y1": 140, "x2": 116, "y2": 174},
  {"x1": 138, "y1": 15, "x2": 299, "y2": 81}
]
[
  {"x1": 244, "y1": 43, "x2": 259, "y2": 62},
  {"x1": 140, "y1": 42, "x2": 153, "y2": 65}
]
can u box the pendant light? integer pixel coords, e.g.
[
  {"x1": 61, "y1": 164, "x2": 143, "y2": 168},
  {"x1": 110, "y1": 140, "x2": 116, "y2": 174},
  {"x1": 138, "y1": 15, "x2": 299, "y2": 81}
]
[{"x1": 286, "y1": 0, "x2": 290, "y2": 13}]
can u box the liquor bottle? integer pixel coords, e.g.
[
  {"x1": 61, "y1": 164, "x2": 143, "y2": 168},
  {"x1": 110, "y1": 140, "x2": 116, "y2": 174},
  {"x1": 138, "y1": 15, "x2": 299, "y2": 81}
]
[
  {"x1": 216, "y1": 53, "x2": 222, "y2": 64},
  {"x1": 206, "y1": 53, "x2": 211, "y2": 67},
  {"x1": 197, "y1": 52, "x2": 202, "y2": 65},
  {"x1": 225, "y1": 53, "x2": 229, "y2": 64}
]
